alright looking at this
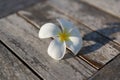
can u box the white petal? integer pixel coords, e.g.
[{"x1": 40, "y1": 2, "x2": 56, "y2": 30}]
[
  {"x1": 39, "y1": 23, "x2": 61, "y2": 38},
  {"x1": 48, "y1": 38, "x2": 66, "y2": 60},
  {"x1": 67, "y1": 28, "x2": 82, "y2": 55},
  {"x1": 57, "y1": 19, "x2": 74, "y2": 31},
  {"x1": 70, "y1": 27, "x2": 81, "y2": 37},
  {"x1": 66, "y1": 36, "x2": 82, "y2": 55}
]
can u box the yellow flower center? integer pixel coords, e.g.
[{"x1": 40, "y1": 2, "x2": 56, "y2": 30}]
[{"x1": 58, "y1": 30, "x2": 70, "y2": 42}]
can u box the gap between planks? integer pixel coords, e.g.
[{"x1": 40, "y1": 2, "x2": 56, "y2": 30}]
[
  {"x1": 0, "y1": 40, "x2": 44, "y2": 80},
  {"x1": 88, "y1": 53, "x2": 120, "y2": 80}
]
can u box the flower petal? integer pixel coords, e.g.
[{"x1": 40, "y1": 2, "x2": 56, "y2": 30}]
[
  {"x1": 69, "y1": 27, "x2": 81, "y2": 37},
  {"x1": 57, "y1": 19, "x2": 74, "y2": 31},
  {"x1": 39, "y1": 23, "x2": 61, "y2": 38},
  {"x1": 48, "y1": 38, "x2": 66, "y2": 60},
  {"x1": 67, "y1": 28, "x2": 82, "y2": 55},
  {"x1": 66, "y1": 36, "x2": 82, "y2": 55}
]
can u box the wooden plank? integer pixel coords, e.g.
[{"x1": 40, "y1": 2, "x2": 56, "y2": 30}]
[
  {"x1": 0, "y1": 42, "x2": 40, "y2": 80},
  {"x1": 0, "y1": 0, "x2": 41, "y2": 18},
  {"x1": 48, "y1": 0, "x2": 120, "y2": 45},
  {"x1": 89, "y1": 54, "x2": 120, "y2": 80},
  {"x1": 82, "y1": 0, "x2": 120, "y2": 18},
  {"x1": 18, "y1": 3, "x2": 120, "y2": 69},
  {"x1": 0, "y1": 14, "x2": 96, "y2": 80}
]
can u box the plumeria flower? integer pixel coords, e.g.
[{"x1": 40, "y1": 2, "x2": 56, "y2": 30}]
[{"x1": 39, "y1": 19, "x2": 82, "y2": 60}]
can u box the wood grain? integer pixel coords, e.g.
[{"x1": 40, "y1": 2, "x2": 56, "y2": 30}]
[
  {"x1": 0, "y1": 14, "x2": 96, "y2": 80},
  {"x1": 82, "y1": 0, "x2": 120, "y2": 18},
  {"x1": 0, "y1": 0, "x2": 41, "y2": 18},
  {"x1": 89, "y1": 54, "x2": 120, "y2": 80},
  {"x1": 48, "y1": 0, "x2": 120, "y2": 45},
  {"x1": 0, "y1": 42, "x2": 40, "y2": 80},
  {"x1": 18, "y1": 3, "x2": 120, "y2": 69}
]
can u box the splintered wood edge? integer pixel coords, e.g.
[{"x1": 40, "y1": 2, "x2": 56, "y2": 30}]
[{"x1": 88, "y1": 54, "x2": 120, "y2": 80}]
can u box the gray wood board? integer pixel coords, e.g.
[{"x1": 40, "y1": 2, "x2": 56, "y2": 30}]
[
  {"x1": 18, "y1": 3, "x2": 120, "y2": 69},
  {"x1": 0, "y1": 42, "x2": 40, "y2": 80},
  {"x1": 82, "y1": 0, "x2": 120, "y2": 18},
  {"x1": 0, "y1": 14, "x2": 96, "y2": 80},
  {"x1": 48, "y1": 0, "x2": 120, "y2": 45},
  {"x1": 89, "y1": 54, "x2": 120, "y2": 80},
  {"x1": 0, "y1": 0, "x2": 41, "y2": 18}
]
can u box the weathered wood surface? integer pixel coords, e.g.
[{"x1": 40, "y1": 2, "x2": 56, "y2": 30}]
[
  {"x1": 0, "y1": 42, "x2": 40, "y2": 80},
  {"x1": 82, "y1": 0, "x2": 120, "y2": 18},
  {"x1": 0, "y1": 13, "x2": 97, "y2": 80},
  {"x1": 89, "y1": 54, "x2": 120, "y2": 80},
  {"x1": 18, "y1": 3, "x2": 120, "y2": 69},
  {"x1": 47, "y1": 0, "x2": 120, "y2": 45},
  {"x1": 0, "y1": 0, "x2": 120, "y2": 80},
  {"x1": 0, "y1": 0, "x2": 40, "y2": 18}
]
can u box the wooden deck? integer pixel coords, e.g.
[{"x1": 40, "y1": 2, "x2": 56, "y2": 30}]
[{"x1": 0, "y1": 0, "x2": 120, "y2": 80}]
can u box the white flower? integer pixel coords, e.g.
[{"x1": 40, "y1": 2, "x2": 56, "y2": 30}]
[{"x1": 39, "y1": 19, "x2": 82, "y2": 60}]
